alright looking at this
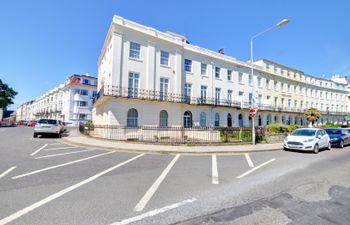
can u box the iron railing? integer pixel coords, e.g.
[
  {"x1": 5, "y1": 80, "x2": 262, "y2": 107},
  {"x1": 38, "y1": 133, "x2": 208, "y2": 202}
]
[
  {"x1": 94, "y1": 85, "x2": 349, "y2": 115},
  {"x1": 81, "y1": 124, "x2": 255, "y2": 144}
]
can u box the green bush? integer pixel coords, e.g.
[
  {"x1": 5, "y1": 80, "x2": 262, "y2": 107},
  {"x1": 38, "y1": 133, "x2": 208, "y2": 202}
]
[
  {"x1": 265, "y1": 123, "x2": 288, "y2": 133},
  {"x1": 287, "y1": 124, "x2": 300, "y2": 132},
  {"x1": 85, "y1": 120, "x2": 94, "y2": 131}
]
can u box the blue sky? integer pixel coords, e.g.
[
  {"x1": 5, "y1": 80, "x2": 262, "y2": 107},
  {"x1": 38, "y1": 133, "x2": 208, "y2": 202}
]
[{"x1": 1, "y1": 0, "x2": 349, "y2": 110}]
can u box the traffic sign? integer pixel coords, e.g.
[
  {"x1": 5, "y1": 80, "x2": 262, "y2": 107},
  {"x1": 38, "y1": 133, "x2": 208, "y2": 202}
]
[{"x1": 249, "y1": 108, "x2": 258, "y2": 118}]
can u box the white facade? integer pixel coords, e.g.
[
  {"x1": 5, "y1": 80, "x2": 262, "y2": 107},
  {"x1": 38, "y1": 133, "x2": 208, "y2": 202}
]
[
  {"x1": 93, "y1": 16, "x2": 349, "y2": 128},
  {"x1": 20, "y1": 74, "x2": 97, "y2": 126}
]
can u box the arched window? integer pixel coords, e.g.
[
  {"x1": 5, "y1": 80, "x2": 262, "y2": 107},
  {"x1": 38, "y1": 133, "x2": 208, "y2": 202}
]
[
  {"x1": 281, "y1": 116, "x2": 285, "y2": 124},
  {"x1": 238, "y1": 114, "x2": 243, "y2": 127},
  {"x1": 159, "y1": 110, "x2": 168, "y2": 127},
  {"x1": 184, "y1": 111, "x2": 192, "y2": 128},
  {"x1": 258, "y1": 115, "x2": 262, "y2": 126},
  {"x1": 127, "y1": 108, "x2": 138, "y2": 127},
  {"x1": 214, "y1": 113, "x2": 220, "y2": 127},
  {"x1": 274, "y1": 115, "x2": 278, "y2": 123},
  {"x1": 200, "y1": 112, "x2": 206, "y2": 127},
  {"x1": 227, "y1": 113, "x2": 232, "y2": 127},
  {"x1": 266, "y1": 115, "x2": 271, "y2": 125}
]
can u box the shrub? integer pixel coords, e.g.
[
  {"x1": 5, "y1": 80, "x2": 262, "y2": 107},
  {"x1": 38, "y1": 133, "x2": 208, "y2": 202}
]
[
  {"x1": 265, "y1": 123, "x2": 288, "y2": 133},
  {"x1": 287, "y1": 124, "x2": 299, "y2": 132},
  {"x1": 85, "y1": 120, "x2": 94, "y2": 131}
]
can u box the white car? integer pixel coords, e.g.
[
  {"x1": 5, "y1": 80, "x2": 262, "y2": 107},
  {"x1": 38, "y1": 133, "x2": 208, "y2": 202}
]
[
  {"x1": 33, "y1": 119, "x2": 64, "y2": 138},
  {"x1": 284, "y1": 128, "x2": 331, "y2": 153}
]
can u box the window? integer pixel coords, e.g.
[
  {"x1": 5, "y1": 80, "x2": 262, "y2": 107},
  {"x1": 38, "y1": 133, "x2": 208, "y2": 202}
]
[
  {"x1": 184, "y1": 83, "x2": 192, "y2": 103},
  {"x1": 238, "y1": 72, "x2": 243, "y2": 84},
  {"x1": 81, "y1": 79, "x2": 90, "y2": 85},
  {"x1": 160, "y1": 51, "x2": 170, "y2": 66},
  {"x1": 227, "y1": 90, "x2": 233, "y2": 103},
  {"x1": 92, "y1": 91, "x2": 97, "y2": 98},
  {"x1": 258, "y1": 77, "x2": 262, "y2": 88},
  {"x1": 200, "y1": 112, "x2": 206, "y2": 127},
  {"x1": 266, "y1": 79, "x2": 270, "y2": 89},
  {"x1": 287, "y1": 84, "x2": 290, "y2": 93},
  {"x1": 128, "y1": 72, "x2": 139, "y2": 98},
  {"x1": 258, "y1": 95, "x2": 262, "y2": 107},
  {"x1": 215, "y1": 88, "x2": 221, "y2": 105},
  {"x1": 129, "y1": 42, "x2": 141, "y2": 59},
  {"x1": 238, "y1": 114, "x2": 243, "y2": 127},
  {"x1": 78, "y1": 101, "x2": 88, "y2": 107},
  {"x1": 75, "y1": 89, "x2": 88, "y2": 95},
  {"x1": 248, "y1": 75, "x2": 252, "y2": 86},
  {"x1": 160, "y1": 78, "x2": 169, "y2": 101},
  {"x1": 215, "y1": 67, "x2": 221, "y2": 79},
  {"x1": 201, "y1": 63, "x2": 207, "y2": 76},
  {"x1": 127, "y1": 108, "x2": 138, "y2": 127},
  {"x1": 183, "y1": 111, "x2": 192, "y2": 128},
  {"x1": 249, "y1": 93, "x2": 253, "y2": 105},
  {"x1": 214, "y1": 113, "x2": 220, "y2": 127},
  {"x1": 227, "y1": 70, "x2": 232, "y2": 81},
  {"x1": 78, "y1": 114, "x2": 87, "y2": 120},
  {"x1": 184, "y1": 59, "x2": 192, "y2": 72},
  {"x1": 159, "y1": 110, "x2": 168, "y2": 127},
  {"x1": 238, "y1": 91, "x2": 244, "y2": 101},
  {"x1": 227, "y1": 113, "x2": 232, "y2": 127},
  {"x1": 274, "y1": 81, "x2": 278, "y2": 90},
  {"x1": 200, "y1": 85, "x2": 207, "y2": 103}
]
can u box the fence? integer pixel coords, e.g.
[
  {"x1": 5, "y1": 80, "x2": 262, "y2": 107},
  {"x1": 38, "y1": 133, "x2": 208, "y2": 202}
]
[{"x1": 80, "y1": 124, "x2": 254, "y2": 144}]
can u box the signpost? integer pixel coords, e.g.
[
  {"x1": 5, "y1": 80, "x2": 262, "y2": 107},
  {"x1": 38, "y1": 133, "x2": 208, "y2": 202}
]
[
  {"x1": 249, "y1": 108, "x2": 258, "y2": 145},
  {"x1": 249, "y1": 108, "x2": 257, "y2": 118}
]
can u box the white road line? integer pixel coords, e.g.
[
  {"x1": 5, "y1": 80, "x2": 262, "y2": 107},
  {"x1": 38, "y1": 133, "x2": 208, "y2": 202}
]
[
  {"x1": 112, "y1": 198, "x2": 196, "y2": 225},
  {"x1": 12, "y1": 152, "x2": 113, "y2": 179},
  {"x1": 49, "y1": 143, "x2": 64, "y2": 146},
  {"x1": 0, "y1": 167, "x2": 16, "y2": 179},
  {"x1": 212, "y1": 154, "x2": 219, "y2": 184},
  {"x1": 35, "y1": 149, "x2": 97, "y2": 159},
  {"x1": 30, "y1": 144, "x2": 48, "y2": 156},
  {"x1": 134, "y1": 154, "x2": 180, "y2": 212},
  {"x1": 44, "y1": 146, "x2": 78, "y2": 151},
  {"x1": 244, "y1": 153, "x2": 255, "y2": 168},
  {"x1": 237, "y1": 158, "x2": 276, "y2": 179},
  {"x1": 0, "y1": 154, "x2": 145, "y2": 225}
]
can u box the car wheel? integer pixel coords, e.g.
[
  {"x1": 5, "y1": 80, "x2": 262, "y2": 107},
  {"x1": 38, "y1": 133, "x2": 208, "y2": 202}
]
[
  {"x1": 33, "y1": 133, "x2": 37, "y2": 138},
  {"x1": 327, "y1": 142, "x2": 331, "y2": 150},
  {"x1": 339, "y1": 141, "x2": 344, "y2": 148},
  {"x1": 313, "y1": 144, "x2": 319, "y2": 154},
  {"x1": 58, "y1": 133, "x2": 62, "y2": 138},
  {"x1": 283, "y1": 147, "x2": 288, "y2": 151}
]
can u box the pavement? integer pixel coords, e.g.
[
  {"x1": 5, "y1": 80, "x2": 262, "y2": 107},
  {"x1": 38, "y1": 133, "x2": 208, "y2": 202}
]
[{"x1": 60, "y1": 129, "x2": 283, "y2": 154}]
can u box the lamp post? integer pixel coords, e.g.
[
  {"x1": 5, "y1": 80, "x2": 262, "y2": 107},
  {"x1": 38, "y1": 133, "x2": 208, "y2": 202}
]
[{"x1": 250, "y1": 19, "x2": 289, "y2": 145}]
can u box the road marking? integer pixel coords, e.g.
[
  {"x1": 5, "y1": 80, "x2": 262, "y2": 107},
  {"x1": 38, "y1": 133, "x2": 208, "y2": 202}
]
[
  {"x1": 112, "y1": 198, "x2": 196, "y2": 225},
  {"x1": 44, "y1": 146, "x2": 78, "y2": 151},
  {"x1": 12, "y1": 152, "x2": 113, "y2": 179},
  {"x1": 0, "y1": 167, "x2": 16, "y2": 179},
  {"x1": 134, "y1": 154, "x2": 180, "y2": 212},
  {"x1": 244, "y1": 153, "x2": 255, "y2": 168},
  {"x1": 30, "y1": 144, "x2": 48, "y2": 156},
  {"x1": 237, "y1": 158, "x2": 276, "y2": 179},
  {"x1": 49, "y1": 142, "x2": 64, "y2": 146},
  {"x1": 0, "y1": 154, "x2": 144, "y2": 225},
  {"x1": 35, "y1": 149, "x2": 97, "y2": 159},
  {"x1": 212, "y1": 154, "x2": 219, "y2": 184}
]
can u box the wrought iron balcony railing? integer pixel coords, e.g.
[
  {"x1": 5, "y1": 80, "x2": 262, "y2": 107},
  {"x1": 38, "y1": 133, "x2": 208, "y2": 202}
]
[{"x1": 94, "y1": 85, "x2": 349, "y2": 115}]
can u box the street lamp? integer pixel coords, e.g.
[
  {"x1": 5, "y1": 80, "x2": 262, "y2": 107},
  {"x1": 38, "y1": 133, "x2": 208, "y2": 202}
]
[{"x1": 250, "y1": 19, "x2": 289, "y2": 145}]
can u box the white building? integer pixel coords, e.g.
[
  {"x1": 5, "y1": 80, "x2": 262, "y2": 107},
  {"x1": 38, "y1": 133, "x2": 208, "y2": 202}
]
[
  {"x1": 25, "y1": 74, "x2": 97, "y2": 126},
  {"x1": 15, "y1": 100, "x2": 35, "y2": 121},
  {"x1": 93, "y1": 16, "x2": 349, "y2": 129}
]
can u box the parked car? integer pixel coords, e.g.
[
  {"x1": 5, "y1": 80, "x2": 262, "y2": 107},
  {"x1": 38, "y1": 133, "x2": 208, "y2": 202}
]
[
  {"x1": 27, "y1": 120, "x2": 38, "y2": 127},
  {"x1": 33, "y1": 119, "x2": 64, "y2": 138},
  {"x1": 284, "y1": 128, "x2": 331, "y2": 153},
  {"x1": 325, "y1": 128, "x2": 350, "y2": 148}
]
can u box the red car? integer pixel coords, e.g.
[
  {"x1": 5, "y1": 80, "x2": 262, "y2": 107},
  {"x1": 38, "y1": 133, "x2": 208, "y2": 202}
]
[{"x1": 27, "y1": 121, "x2": 38, "y2": 126}]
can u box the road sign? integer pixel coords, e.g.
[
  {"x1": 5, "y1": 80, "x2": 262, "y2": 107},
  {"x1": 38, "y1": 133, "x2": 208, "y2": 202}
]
[{"x1": 249, "y1": 108, "x2": 258, "y2": 118}]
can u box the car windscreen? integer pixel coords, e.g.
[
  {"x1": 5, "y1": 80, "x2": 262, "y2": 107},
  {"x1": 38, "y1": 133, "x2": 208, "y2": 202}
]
[
  {"x1": 325, "y1": 129, "x2": 342, "y2": 135},
  {"x1": 38, "y1": 119, "x2": 57, "y2": 125},
  {"x1": 290, "y1": 129, "x2": 316, "y2": 136}
]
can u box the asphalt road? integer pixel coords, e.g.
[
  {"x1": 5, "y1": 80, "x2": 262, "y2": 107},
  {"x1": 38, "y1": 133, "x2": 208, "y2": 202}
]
[{"x1": 0, "y1": 126, "x2": 349, "y2": 225}]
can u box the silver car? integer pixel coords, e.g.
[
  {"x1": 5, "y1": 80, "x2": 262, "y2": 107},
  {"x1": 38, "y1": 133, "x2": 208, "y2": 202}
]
[{"x1": 33, "y1": 119, "x2": 63, "y2": 138}]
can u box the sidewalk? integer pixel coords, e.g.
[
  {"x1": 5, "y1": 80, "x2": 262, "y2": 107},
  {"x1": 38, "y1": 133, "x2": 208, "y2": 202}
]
[{"x1": 60, "y1": 129, "x2": 283, "y2": 154}]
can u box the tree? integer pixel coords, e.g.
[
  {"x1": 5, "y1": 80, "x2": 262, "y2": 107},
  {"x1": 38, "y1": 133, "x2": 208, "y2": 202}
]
[
  {"x1": 0, "y1": 79, "x2": 17, "y2": 109},
  {"x1": 304, "y1": 108, "x2": 320, "y2": 127}
]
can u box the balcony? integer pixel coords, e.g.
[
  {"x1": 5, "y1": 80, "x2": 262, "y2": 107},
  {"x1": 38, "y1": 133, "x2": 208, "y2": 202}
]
[{"x1": 94, "y1": 86, "x2": 349, "y2": 115}]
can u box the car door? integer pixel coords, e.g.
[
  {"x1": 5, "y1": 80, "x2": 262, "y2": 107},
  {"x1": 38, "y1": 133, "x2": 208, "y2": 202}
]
[
  {"x1": 322, "y1": 130, "x2": 329, "y2": 147},
  {"x1": 319, "y1": 130, "x2": 327, "y2": 148}
]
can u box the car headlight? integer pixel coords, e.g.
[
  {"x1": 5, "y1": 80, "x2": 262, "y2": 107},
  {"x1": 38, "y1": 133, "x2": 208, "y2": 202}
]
[{"x1": 304, "y1": 139, "x2": 314, "y2": 143}]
